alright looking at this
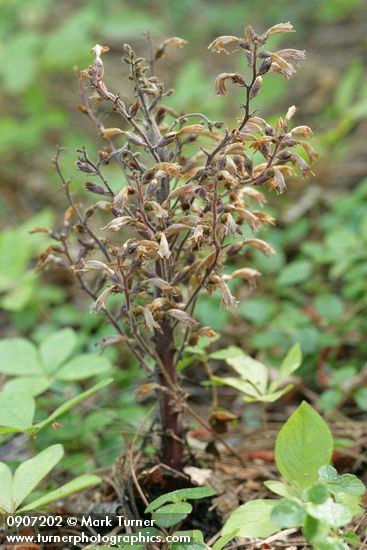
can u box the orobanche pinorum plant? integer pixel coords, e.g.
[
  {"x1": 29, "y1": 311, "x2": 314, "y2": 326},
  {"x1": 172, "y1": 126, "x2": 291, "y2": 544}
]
[{"x1": 39, "y1": 22, "x2": 316, "y2": 468}]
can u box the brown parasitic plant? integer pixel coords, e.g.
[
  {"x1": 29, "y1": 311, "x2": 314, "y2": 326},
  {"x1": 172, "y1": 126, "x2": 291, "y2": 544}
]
[{"x1": 37, "y1": 22, "x2": 316, "y2": 468}]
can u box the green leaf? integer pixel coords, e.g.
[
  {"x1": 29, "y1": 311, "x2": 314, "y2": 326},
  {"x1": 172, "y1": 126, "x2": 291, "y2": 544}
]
[
  {"x1": 0, "y1": 338, "x2": 42, "y2": 375},
  {"x1": 56, "y1": 353, "x2": 112, "y2": 381},
  {"x1": 319, "y1": 466, "x2": 365, "y2": 496},
  {"x1": 354, "y1": 387, "x2": 367, "y2": 411},
  {"x1": 209, "y1": 347, "x2": 243, "y2": 360},
  {"x1": 303, "y1": 484, "x2": 329, "y2": 504},
  {"x1": 320, "y1": 389, "x2": 343, "y2": 412},
  {"x1": 271, "y1": 498, "x2": 305, "y2": 528},
  {"x1": 34, "y1": 379, "x2": 113, "y2": 431},
  {"x1": 342, "y1": 530, "x2": 360, "y2": 548},
  {"x1": 212, "y1": 530, "x2": 239, "y2": 550},
  {"x1": 145, "y1": 487, "x2": 215, "y2": 513},
  {"x1": 275, "y1": 402, "x2": 333, "y2": 490},
  {"x1": 222, "y1": 499, "x2": 278, "y2": 538},
  {"x1": 238, "y1": 297, "x2": 276, "y2": 325},
  {"x1": 39, "y1": 328, "x2": 77, "y2": 371},
  {"x1": 0, "y1": 463, "x2": 13, "y2": 513},
  {"x1": 264, "y1": 480, "x2": 298, "y2": 498},
  {"x1": 152, "y1": 502, "x2": 192, "y2": 528},
  {"x1": 170, "y1": 530, "x2": 209, "y2": 550},
  {"x1": 244, "y1": 385, "x2": 293, "y2": 403},
  {"x1": 315, "y1": 295, "x2": 344, "y2": 324},
  {"x1": 307, "y1": 498, "x2": 352, "y2": 528},
  {"x1": 279, "y1": 343, "x2": 302, "y2": 382},
  {"x1": 0, "y1": 390, "x2": 35, "y2": 432},
  {"x1": 212, "y1": 375, "x2": 260, "y2": 398},
  {"x1": 19, "y1": 474, "x2": 101, "y2": 512},
  {"x1": 4, "y1": 376, "x2": 51, "y2": 397},
  {"x1": 304, "y1": 514, "x2": 330, "y2": 545},
  {"x1": 12, "y1": 444, "x2": 64, "y2": 511},
  {"x1": 227, "y1": 354, "x2": 268, "y2": 393},
  {"x1": 276, "y1": 260, "x2": 313, "y2": 286}
]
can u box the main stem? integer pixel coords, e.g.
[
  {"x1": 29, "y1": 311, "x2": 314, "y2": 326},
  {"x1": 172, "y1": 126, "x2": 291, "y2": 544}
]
[{"x1": 155, "y1": 319, "x2": 183, "y2": 468}]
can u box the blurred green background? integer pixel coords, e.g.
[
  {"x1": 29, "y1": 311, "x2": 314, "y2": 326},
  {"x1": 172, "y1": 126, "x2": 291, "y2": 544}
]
[{"x1": 1, "y1": 0, "x2": 367, "y2": 468}]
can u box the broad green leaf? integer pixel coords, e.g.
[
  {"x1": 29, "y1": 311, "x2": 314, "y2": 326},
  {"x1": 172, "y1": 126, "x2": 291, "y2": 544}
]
[
  {"x1": 171, "y1": 530, "x2": 209, "y2": 550},
  {"x1": 212, "y1": 530, "x2": 239, "y2": 550},
  {"x1": 227, "y1": 355, "x2": 268, "y2": 393},
  {"x1": 56, "y1": 353, "x2": 111, "y2": 381},
  {"x1": 354, "y1": 387, "x2": 367, "y2": 411},
  {"x1": 0, "y1": 463, "x2": 13, "y2": 513},
  {"x1": 307, "y1": 498, "x2": 352, "y2": 528},
  {"x1": 319, "y1": 466, "x2": 365, "y2": 496},
  {"x1": 315, "y1": 541, "x2": 349, "y2": 550},
  {"x1": 342, "y1": 530, "x2": 360, "y2": 548},
  {"x1": 12, "y1": 444, "x2": 64, "y2": 510},
  {"x1": 0, "y1": 390, "x2": 35, "y2": 431},
  {"x1": 0, "y1": 338, "x2": 42, "y2": 375},
  {"x1": 146, "y1": 487, "x2": 215, "y2": 513},
  {"x1": 34, "y1": 379, "x2": 113, "y2": 430},
  {"x1": 276, "y1": 260, "x2": 313, "y2": 286},
  {"x1": 209, "y1": 347, "x2": 242, "y2": 360},
  {"x1": 212, "y1": 376, "x2": 260, "y2": 397},
  {"x1": 275, "y1": 402, "x2": 333, "y2": 490},
  {"x1": 264, "y1": 480, "x2": 298, "y2": 498},
  {"x1": 279, "y1": 343, "x2": 302, "y2": 382},
  {"x1": 304, "y1": 515, "x2": 330, "y2": 545},
  {"x1": 244, "y1": 385, "x2": 293, "y2": 403},
  {"x1": 320, "y1": 389, "x2": 343, "y2": 412},
  {"x1": 152, "y1": 501, "x2": 192, "y2": 528},
  {"x1": 4, "y1": 376, "x2": 51, "y2": 397},
  {"x1": 19, "y1": 474, "x2": 101, "y2": 512},
  {"x1": 222, "y1": 499, "x2": 278, "y2": 538},
  {"x1": 271, "y1": 498, "x2": 305, "y2": 528},
  {"x1": 39, "y1": 328, "x2": 77, "y2": 371},
  {"x1": 337, "y1": 493, "x2": 364, "y2": 517},
  {"x1": 303, "y1": 484, "x2": 329, "y2": 504},
  {"x1": 315, "y1": 294, "x2": 344, "y2": 324}
]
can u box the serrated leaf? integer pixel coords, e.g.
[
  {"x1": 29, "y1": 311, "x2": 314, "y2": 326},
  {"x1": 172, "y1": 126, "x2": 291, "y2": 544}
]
[
  {"x1": 153, "y1": 501, "x2": 192, "y2": 528},
  {"x1": 39, "y1": 328, "x2": 77, "y2": 372},
  {"x1": 0, "y1": 338, "x2": 42, "y2": 375},
  {"x1": 222, "y1": 499, "x2": 278, "y2": 538},
  {"x1": 275, "y1": 402, "x2": 333, "y2": 490},
  {"x1": 12, "y1": 444, "x2": 64, "y2": 510},
  {"x1": 56, "y1": 353, "x2": 111, "y2": 381},
  {"x1": 19, "y1": 474, "x2": 101, "y2": 512},
  {"x1": 145, "y1": 487, "x2": 215, "y2": 513}
]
